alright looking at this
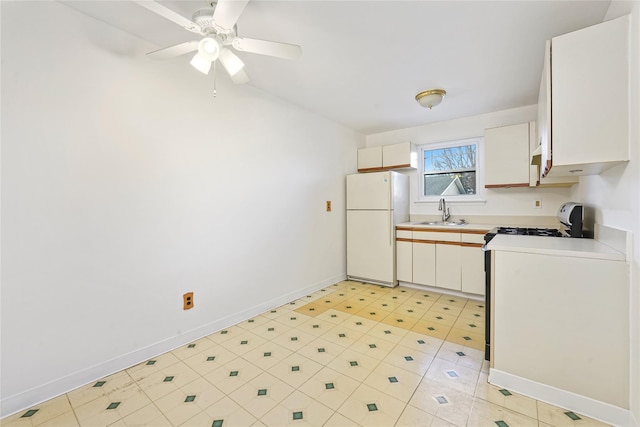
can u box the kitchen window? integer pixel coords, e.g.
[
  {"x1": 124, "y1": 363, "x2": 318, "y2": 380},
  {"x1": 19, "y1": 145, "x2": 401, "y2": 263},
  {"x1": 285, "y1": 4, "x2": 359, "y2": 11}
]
[{"x1": 418, "y1": 138, "x2": 479, "y2": 200}]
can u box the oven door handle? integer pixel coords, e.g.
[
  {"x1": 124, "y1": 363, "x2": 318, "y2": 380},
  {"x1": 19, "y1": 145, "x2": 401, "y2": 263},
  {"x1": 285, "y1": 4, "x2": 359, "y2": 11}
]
[{"x1": 481, "y1": 243, "x2": 489, "y2": 252}]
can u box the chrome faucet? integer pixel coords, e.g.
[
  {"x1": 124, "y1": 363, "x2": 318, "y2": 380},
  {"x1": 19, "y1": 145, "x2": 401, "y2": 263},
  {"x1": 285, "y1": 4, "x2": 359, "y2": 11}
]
[{"x1": 439, "y1": 197, "x2": 450, "y2": 222}]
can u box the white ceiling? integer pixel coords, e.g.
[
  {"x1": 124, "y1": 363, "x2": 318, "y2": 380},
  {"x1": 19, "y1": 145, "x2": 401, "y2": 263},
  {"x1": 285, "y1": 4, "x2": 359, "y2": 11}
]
[{"x1": 61, "y1": 0, "x2": 611, "y2": 134}]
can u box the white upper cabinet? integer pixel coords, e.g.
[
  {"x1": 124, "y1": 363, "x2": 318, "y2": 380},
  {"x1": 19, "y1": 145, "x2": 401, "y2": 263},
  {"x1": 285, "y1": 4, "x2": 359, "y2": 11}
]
[
  {"x1": 382, "y1": 142, "x2": 415, "y2": 169},
  {"x1": 357, "y1": 146, "x2": 383, "y2": 172},
  {"x1": 539, "y1": 15, "x2": 630, "y2": 178},
  {"x1": 484, "y1": 123, "x2": 531, "y2": 188},
  {"x1": 530, "y1": 118, "x2": 578, "y2": 187},
  {"x1": 358, "y1": 142, "x2": 416, "y2": 172},
  {"x1": 485, "y1": 122, "x2": 577, "y2": 188}
]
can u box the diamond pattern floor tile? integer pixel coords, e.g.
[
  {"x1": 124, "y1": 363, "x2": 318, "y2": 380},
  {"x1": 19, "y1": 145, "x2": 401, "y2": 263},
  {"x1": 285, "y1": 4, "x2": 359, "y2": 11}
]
[{"x1": 1, "y1": 280, "x2": 611, "y2": 427}]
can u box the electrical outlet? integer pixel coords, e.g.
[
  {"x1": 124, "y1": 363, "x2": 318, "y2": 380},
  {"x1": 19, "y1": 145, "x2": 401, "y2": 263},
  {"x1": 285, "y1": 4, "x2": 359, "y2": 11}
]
[
  {"x1": 183, "y1": 292, "x2": 194, "y2": 310},
  {"x1": 326, "y1": 201, "x2": 332, "y2": 212},
  {"x1": 533, "y1": 200, "x2": 542, "y2": 209}
]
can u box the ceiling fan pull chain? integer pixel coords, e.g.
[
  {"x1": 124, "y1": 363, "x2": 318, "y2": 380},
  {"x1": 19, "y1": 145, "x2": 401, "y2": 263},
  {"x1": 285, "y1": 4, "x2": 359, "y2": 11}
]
[{"x1": 212, "y1": 60, "x2": 217, "y2": 97}]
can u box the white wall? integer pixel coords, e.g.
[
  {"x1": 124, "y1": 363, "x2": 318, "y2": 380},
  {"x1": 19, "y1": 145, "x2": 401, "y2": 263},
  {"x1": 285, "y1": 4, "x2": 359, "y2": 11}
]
[
  {"x1": 366, "y1": 105, "x2": 574, "y2": 220},
  {"x1": 0, "y1": 1, "x2": 363, "y2": 416},
  {"x1": 573, "y1": 3, "x2": 640, "y2": 425}
]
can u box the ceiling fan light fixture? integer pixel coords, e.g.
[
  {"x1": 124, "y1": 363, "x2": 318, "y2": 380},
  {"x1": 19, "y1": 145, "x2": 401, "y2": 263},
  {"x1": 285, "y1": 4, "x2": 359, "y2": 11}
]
[
  {"x1": 219, "y1": 48, "x2": 245, "y2": 76},
  {"x1": 197, "y1": 36, "x2": 221, "y2": 61},
  {"x1": 138, "y1": 0, "x2": 303, "y2": 87},
  {"x1": 190, "y1": 52, "x2": 212, "y2": 74},
  {"x1": 415, "y1": 89, "x2": 446, "y2": 109}
]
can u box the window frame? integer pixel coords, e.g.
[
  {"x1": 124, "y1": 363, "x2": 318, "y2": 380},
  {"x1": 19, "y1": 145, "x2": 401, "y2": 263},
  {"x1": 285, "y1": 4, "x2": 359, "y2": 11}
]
[{"x1": 416, "y1": 137, "x2": 484, "y2": 203}]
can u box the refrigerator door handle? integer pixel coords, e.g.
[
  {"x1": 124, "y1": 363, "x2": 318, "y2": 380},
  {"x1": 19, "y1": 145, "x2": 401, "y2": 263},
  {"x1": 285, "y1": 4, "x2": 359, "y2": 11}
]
[
  {"x1": 388, "y1": 174, "x2": 393, "y2": 246},
  {"x1": 389, "y1": 209, "x2": 393, "y2": 246}
]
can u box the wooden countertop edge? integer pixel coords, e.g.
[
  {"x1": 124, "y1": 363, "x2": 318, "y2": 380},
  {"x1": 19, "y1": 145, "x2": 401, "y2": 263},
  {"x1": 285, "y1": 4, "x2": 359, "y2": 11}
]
[{"x1": 396, "y1": 239, "x2": 483, "y2": 247}]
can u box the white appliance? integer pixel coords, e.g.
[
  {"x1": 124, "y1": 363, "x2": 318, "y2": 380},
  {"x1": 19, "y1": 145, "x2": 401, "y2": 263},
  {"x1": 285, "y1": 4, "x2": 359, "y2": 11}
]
[
  {"x1": 346, "y1": 171, "x2": 409, "y2": 287},
  {"x1": 557, "y1": 202, "x2": 584, "y2": 237}
]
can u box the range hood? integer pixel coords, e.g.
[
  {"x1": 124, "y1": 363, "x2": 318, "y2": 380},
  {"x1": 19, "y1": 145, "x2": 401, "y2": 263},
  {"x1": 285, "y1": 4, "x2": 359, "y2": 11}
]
[{"x1": 530, "y1": 145, "x2": 542, "y2": 166}]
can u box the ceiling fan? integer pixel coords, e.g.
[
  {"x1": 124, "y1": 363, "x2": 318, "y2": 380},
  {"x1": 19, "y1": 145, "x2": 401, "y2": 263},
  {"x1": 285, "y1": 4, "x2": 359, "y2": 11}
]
[{"x1": 134, "y1": 0, "x2": 302, "y2": 84}]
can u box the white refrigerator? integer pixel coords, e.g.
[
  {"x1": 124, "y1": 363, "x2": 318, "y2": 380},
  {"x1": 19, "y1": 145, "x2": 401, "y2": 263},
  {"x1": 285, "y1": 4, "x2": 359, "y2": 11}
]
[{"x1": 346, "y1": 171, "x2": 409, "y2": 287}]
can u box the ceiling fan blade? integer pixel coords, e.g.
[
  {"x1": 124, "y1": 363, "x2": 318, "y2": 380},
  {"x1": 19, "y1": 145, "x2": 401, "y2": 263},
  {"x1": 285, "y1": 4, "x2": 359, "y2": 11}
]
[
  {"x1": 230, "y1": 68, "x2": 250, "y2": 85},
  {"x1": 133, "y1": 1, "x2": 203, "y2": 34},
  {"x1": 232, "y1": 37, "x2": 302, "y2": 60},
  {"x1": 147, "y1": 41, "x2": 199, "y2": 59},
  {"x1": 212, "y1": 0, "x2": 249, "y2": 32},
  {"x1": 219, "y1": 48, "x2": 245, "y2": 76}
]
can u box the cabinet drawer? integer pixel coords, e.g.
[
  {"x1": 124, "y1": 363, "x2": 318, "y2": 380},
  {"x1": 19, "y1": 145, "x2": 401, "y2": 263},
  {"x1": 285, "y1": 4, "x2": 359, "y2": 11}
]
[
  {"x1": 397, "y1": 230, "x2": 412, "y2": 239},
  {"x1": 413, "y1": 230, "x2": 460, "y2": 243},
  {"x1": 461, "y1": 233, "x2": 486, "y2": 244}
]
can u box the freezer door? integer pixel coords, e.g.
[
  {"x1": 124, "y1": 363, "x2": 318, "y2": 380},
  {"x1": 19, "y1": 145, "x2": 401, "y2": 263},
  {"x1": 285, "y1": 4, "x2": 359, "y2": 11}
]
[
  {"x1": 346, "y1": 210, "x2": 395, "y2": 284},
  {"x1": 346, "y1": 172, "x2": 391, "y2": 210}
]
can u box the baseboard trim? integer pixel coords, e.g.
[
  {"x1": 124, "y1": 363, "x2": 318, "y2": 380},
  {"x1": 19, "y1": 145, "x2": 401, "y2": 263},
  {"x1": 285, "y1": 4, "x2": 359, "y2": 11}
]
[
  {"x1": 489, "y1": 368, "x2": 633, "y2": 427},
  {"x1": 0, "y1": 273, "x2": 346, "y2": 418},
  {"x1": 399, "y1": 281, "x2": 484, "y2": 301}
]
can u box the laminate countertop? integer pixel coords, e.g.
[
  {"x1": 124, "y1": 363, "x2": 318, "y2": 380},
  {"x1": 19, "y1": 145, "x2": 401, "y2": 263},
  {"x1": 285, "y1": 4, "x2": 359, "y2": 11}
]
[
  {"x1": 486, "y1": 234, "x2": 626, "y2": 261},
  {"x1": 397, "y1": 222, "x2": 494, "y2": 233}
]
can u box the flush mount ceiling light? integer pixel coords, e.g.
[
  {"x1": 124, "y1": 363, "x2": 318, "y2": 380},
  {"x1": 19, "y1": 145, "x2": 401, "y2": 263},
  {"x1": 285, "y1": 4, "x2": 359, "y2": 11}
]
[{"x1": 415, "y1": 89, "x2": 446, "y2": 109}]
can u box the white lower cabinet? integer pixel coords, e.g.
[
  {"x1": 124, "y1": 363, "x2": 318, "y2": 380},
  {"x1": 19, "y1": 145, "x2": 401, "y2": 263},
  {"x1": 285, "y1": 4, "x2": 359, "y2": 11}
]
[
  {"x1": 413, "y1": 241, "x2": 435, "y2": 286},
  {"x1": 396, "y1": 228, "x2": 487, "y2": 296},
  {"x1": 396, "y1": 231, "x2": 413, "y2": 283},
  {"x1": 461, "y1": 244, "x2": 484, "y2": 294},
  {"x1": 492, "y1": 250, "x2": 628, "y2": 408},
  {"x1": 435, "y1": 243, "x2": 461, "y2": 291}
]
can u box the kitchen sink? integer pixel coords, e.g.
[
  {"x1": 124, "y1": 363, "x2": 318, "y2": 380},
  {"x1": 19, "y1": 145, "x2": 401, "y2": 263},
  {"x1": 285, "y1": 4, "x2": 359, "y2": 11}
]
[{"x1": 420, "y1": 220, "x2": 468, "y2": 226}]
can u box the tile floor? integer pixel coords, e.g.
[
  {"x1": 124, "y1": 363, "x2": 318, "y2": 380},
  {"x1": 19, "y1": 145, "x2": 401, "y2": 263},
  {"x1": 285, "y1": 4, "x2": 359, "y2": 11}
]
[{"x1": 2, "y1": 281, "x2": 610, "y2": 427}]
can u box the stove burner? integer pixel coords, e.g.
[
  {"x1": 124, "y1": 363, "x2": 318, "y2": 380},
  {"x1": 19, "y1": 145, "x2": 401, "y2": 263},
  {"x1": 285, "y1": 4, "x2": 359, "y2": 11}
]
[{"x1": 495, "y1": 227, "x2": 563, "y2": 237}]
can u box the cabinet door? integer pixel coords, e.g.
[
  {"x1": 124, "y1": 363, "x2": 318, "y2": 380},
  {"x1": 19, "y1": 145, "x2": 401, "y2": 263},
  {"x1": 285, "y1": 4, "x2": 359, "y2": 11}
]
[
  {"x1": 436, "y1": 243, "x2": 461, "y2": 291},
  {"x1": 358, "y1": 147, "x2": 383, "y2": 172},
  {"x1": 461, "y1": 244, "x2": 485, "y2": 295},
  {"x1": 484, "y1": 123, "x2": 530, "y2": 188},
  {"x1": 412, "y1": 241, "x2": 435, "y2": 286},
  {"x1": 396, "y1": 240, "x2": 413, "y2": 283},
  {"x1": 530, "y1": 118, "x2": 578, "y2": 186},
  {"x1": 383, "y1": 142, "x2": 414, "y2": 169},
  {"x1": 551, "y1": 15, "x2": 629, "y2": 174},
  {"x1": 493, "y1": 251, "x2": 628, "y2": 407},
  {"x1": 538, "y1": 40, "x2": 552, "y2": 178}
]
